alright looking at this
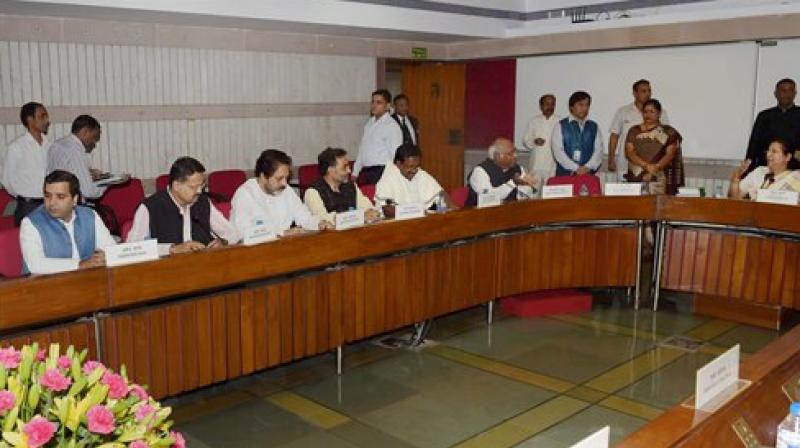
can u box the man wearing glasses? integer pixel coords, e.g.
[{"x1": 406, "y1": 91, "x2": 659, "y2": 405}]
[
  {"x1": 127, "y1": 156, "x2": 239, "y2": 253},
  {"x1": 465, "y1": 137, "x2": 537, "y2": 207}
]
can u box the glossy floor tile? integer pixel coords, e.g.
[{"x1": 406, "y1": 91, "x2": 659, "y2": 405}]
[{"x1": 170, "y1": 298, "x2": 781, "y2": 447}]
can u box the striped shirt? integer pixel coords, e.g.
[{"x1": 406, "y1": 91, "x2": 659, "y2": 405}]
[{"x1": 47, "y1": 134, "x2": 106, "y2": 199}]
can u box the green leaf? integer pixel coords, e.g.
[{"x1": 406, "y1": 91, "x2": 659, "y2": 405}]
[
  {"x1": 0, "y1": 366, "x2": 6, "y2": 390},
  {"x1": 1, "y1": 431, "x2": 22, "y2": 447},
  {"x1": 1, "y1": 407, "x2": 17, "y2": 432},
  {"x1": 67, "y1": 377, "x2": 87, "y2": 398},
  {"x1": 70, "y1": 358, "x2": 81, "y2": 381},
  {"x1": 86, "y1": 367, "x2": 104, "y2": 386},
  {"x1": 26, "y1": 383, "x2": 40, "y2": 409}
]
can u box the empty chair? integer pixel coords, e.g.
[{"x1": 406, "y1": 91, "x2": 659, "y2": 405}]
[
  {"x1": 215, "y1": 201, "x2": 232, "y2": 219},
  {"x1": 97, "y1": 178, "x2": 145, "y2": 236},
  {"x1": 208, "y1": 169, "x2": 246, "y2": 202},
  {"x1": 297, "y1": 164, "x2": 320, "y2": 193},
  {"x1": 0, "y1": 227, "x2": 22, "y2": 278},
  {"x1": 120, "y1": 220, "x2": 133, "y2": 242},
  {"x1": 155, "y1": 174, "x2": 170, "y2": 192},
  {"x1": 545, "y1": 174, "x2": 602, "y2": 196},
  {"x1": 449, "y1": 186, "x2": 469, "y2": 208},
  {"x1": 359, "y1": 184, "x2": 376, "y2": 202},
  {"x1": 0, "y1": 189, "x2": 14, "y2": 229}
]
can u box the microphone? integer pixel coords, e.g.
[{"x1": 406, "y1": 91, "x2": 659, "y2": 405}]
[{"x1": 190, "y1": 214, "x2": 221, "y2": 243}]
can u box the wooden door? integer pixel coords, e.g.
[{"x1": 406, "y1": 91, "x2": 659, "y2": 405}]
[{"x1": 401, "y1": 63, "x2": 466, "y2": 190}]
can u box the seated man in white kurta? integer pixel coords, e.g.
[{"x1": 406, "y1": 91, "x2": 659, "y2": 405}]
[
  {"x1": 231, "y1": 149, "x2": 333, "y2": 236},
  {"x1": 374, "y1": 143, "x2": 455, "y2": 217}
]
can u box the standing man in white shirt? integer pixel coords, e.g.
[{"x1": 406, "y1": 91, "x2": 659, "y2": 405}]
[
  {"x1": 2, "y1": 102, "x2": 52, "y2": 225},
  {"x1": 608, "y1": 79, "x2": 670, "y2": 180},
  {"x1": 20, "y1": 170, "x2": 115, "y2": 275},
  {"x1": 466, "y1": 137, "x2": 537, "y2": 207},
  {"x1": 552, "y1": 91, "x2": 605, "y2": 176},
  {"x1": 231, "y1": 149, "x2": 333, "y2": 237},
  {"x1": 127, "y1": 156, "x2": 239, "y2": 253},
  {"x1": 353, "y1": 89, "x2": 404, "y2": 185},
  {"x1": 47, "y1": 115, "x2": 112, "y2": 200},
  {"x1": 391, "y1": 94, "x2": 419, "y2": 146},
  {"x1": 522, "y1": 94, "x2": 560, "y2": 184}
]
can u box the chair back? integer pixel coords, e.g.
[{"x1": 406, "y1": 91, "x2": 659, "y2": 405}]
[
  {"x1": 208, "y1": 170, "x2": 246, "y2": 202},
  {"x1": 449, "y1": 186, "x2": 469, "y2": 208},
  {"x1": 359, "y1": 184, "x2": 376, "y2": 202},
  {"x1": 155, "y1": 174, "x2": 170, "y2": 192},
  {"x1": 0, "y1": 227, "x2": 22, "y2": 278},
  {"x1": 97, "y1": 178, "x2": 145, "y2": 235}
]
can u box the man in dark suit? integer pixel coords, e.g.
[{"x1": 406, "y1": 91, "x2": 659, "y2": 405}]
[{"x1": 392, "y1": 94, "x2": 419, "y2": 146}]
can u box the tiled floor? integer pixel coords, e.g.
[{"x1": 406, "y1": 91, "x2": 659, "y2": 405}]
[{"x1": 167, "y1": 294, "x2": 781, "y2": 447}]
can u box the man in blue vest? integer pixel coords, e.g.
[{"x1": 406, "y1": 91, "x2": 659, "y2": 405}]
[
  {"x1": 19, "y1": 170, "x2": 116, "y2": 275},
  {"x1": 552, "y1": 91, "x2": 605, "y2": 176}
]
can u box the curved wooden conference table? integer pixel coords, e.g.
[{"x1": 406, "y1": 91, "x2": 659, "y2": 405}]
[{"x1": 2, "y1": 195, "x2": 800, "y2": 446}]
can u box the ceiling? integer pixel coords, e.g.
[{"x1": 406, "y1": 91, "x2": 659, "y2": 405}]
[{"x1": 2, "y1": 0, "x2": 799, "y2": 43}]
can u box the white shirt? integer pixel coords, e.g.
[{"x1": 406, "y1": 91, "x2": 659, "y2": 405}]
[
  {"x1": 2, "y1": 132, "x2": 51, "y2": 198},
  {"x1": 47, "y1": 134, "x2": 106, "y2": 199},
  {"x1": 20, "y1": 209, "x2": 116, "y2": 274},
  {"x1": 609, "y1": 102, "x2": 670, "y2": 180},
  {"x1": 522, "y1": 113, "x2": 560, "y2": 178},
  {"x1": 375, "y1": 163, "x2": 443, "y2": 209},
  {"x1": 469, "y1": 164, "x2": 534, "y2": 200},
  {"x1": 127, "y1": 190, "x2": 240, "y2": 244},
  {"x1": 551, "y1": 115, "x2": 605, "y2": 173},
  {"x1": 353, "y1": 113, "x2": 404, "y2": 176},
  {"x1": 230, "y1": 178, "x2": 319, "y2": 235}
]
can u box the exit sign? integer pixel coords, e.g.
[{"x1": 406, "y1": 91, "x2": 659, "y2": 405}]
[{"x1": 411, "y1": 47, "x2": 428, "y2": 59}]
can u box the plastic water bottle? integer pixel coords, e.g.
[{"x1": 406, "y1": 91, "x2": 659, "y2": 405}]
[
  {"x1": 777, "y1": 403, "x2": 800, "y2": 448},
  {"x1": 436, "y1": 191, "x2": 448, "y2": 212},
  {"x1": 579, "y1": 184, "x2": 589, "y2": 197}
]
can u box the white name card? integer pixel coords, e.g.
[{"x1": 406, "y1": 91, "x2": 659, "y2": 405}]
[
  {"x1": 542, "y1": 185, "x2": 573, "y2": 199},
  {"x1": 243, "y1": 225, "x2": 277, "y2": 246},
  {"x1": 395, "y1": 202, "x2": 425, "y2": 220},
  {"x1": 477, "y1": 191, "x2": 503, "y2": 208},
  {"x1": 677, "y1": 187, "x2": 701, "y2": 197},
  {"x1": 604, "y1": 182, "x2": 643, "y2": 196},
  {"x1": 104, "y1": 239, "x2": 158, "y2": 267},
  {"x1": 695, "y1": 344, "x2": 740, "y2": 410},
  {"x1": 756, "y1": 189, "x2": 799, "y2": 206},
  {"x1": 335, "y1": 209, "x2": 365, "y2": 230},
  {"x1": 570, "y1": 426, "x2": 610, "y2": 448}
]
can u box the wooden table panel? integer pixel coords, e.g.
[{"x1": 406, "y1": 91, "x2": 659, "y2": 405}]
[{"x1": 0, "y1": 269, "x2": 108, "y2": 331}]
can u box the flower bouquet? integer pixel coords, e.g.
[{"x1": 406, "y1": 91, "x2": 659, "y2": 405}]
[{"x1": 0, "y1": 343, "x2": 185, "y2": 448}]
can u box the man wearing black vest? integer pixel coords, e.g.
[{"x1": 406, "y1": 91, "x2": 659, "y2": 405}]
[
  {"x1": 127, "y1": 157, "x2": 239, "y2": 253},
  {"x1": 391, "y1": 94, "x2": 419, "y2": 146},
  {"x1": 304, "y1": 147, "x2": 379, "y2": 224},
  {"x1": 466, "y1": 137, "x2": 537, "y2": 207}
]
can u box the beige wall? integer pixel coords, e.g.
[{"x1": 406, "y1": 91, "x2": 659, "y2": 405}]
[{"x1": 0, "y1": 13, "x2": 452, "y2": 178}]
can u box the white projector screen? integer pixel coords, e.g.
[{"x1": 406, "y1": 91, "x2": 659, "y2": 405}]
[{"x1": 515, "y1": 42, "x2": 759, "y2": 161}]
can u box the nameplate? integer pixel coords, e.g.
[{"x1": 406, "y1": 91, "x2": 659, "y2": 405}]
[
  {"x1": 335, "y1": 209, "x2": 365, "y2": 230},
  {"x1": 542, "y1": 185, "x2": 573, "y2": 199},
  {"x1": 477, "y1": 191, "x2": 503, "y2": 208},
  {"x1": 570, "y1": 426, "x2": 609, "y2": 448},
  {"x1": 104, "y1": 239, "x2": 158, "y2": 267},
  {"x1": 605, "y1": 182, "x2": 642, "y2": 196},
  {"x1": 756, "y1": 189, "x2": 799, "y2": 206},
  {"x1": 395, "y1": 202, "x2": 425, "y2": 220},
  {"x1": 243, "y1": 225, "x2": 277, "y2": 246},
  {"x1": 677, "y1": 187, "x2": 701, "y2": 197},
  {"x1": 695, "y1": 344, "x2": 740, "y2": 410}
]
